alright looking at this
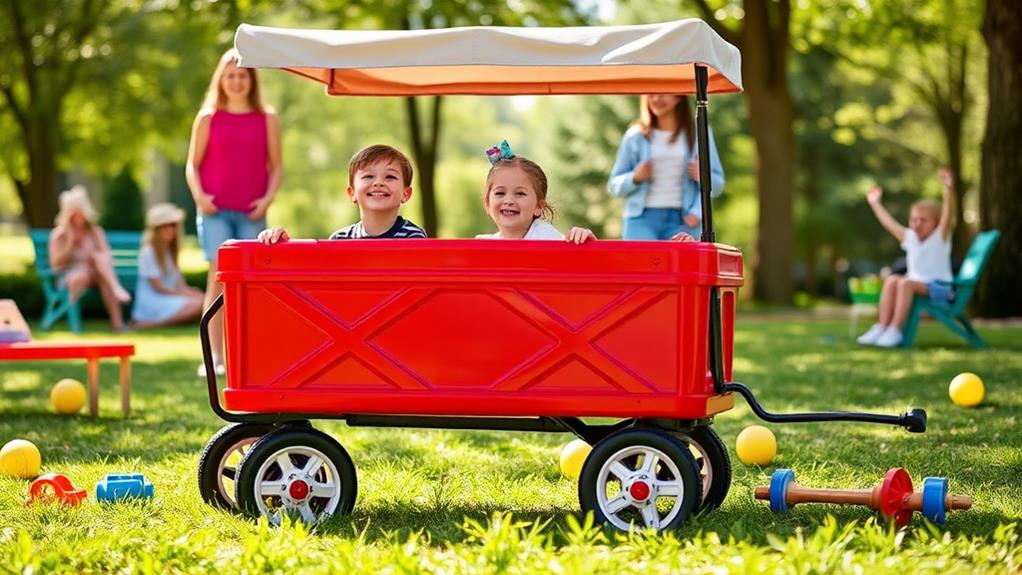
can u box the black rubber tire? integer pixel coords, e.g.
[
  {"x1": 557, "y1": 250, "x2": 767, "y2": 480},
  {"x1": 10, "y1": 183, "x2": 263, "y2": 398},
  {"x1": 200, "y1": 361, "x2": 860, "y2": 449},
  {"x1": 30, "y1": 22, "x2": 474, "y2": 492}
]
[
  {"x1": 578, "y1": 427, "x2": 701, "y2": 531},
  {"x1": 674, "y1": 425, "x2": 732, "y2": 512},
  {"x1": 236, "y1": 427, "x2": 357, "y2": 522},
  {"x1": 198, "y1": 422, "x2": 275, "y2": 510}
]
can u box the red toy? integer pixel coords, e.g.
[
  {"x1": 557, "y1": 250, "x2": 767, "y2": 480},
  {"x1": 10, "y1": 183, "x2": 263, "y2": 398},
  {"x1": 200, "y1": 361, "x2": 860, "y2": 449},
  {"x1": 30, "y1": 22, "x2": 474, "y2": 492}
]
[
  {"x1": 27, "y1": 473, "x2": 87, "y2": 507},
  {"x1": 756, "y1": 468, "x2": 973, "y2": 526},
  {"x1": 197, "y1": 20, "x2": 929, "y2": 532}
]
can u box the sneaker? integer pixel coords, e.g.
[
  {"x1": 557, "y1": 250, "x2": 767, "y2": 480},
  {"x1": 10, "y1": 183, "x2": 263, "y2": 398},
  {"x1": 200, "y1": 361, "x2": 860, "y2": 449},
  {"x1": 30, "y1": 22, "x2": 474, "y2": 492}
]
[
  {"x1": 856, "y1": 323, "x2": 886, "y2": 345},
  {"x1": 197, "y1": 362, "x2": 226, "y2": 378},
  {"x1": 874, "y1": 326, "x2": 903, "y2": 348}
]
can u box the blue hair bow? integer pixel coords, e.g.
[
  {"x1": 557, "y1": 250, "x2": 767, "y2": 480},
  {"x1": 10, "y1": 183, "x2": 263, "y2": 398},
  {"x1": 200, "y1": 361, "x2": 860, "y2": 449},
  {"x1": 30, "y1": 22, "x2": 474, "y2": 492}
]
[{"x1": 485, "y1": 140, "x2": 515, "y2": 165}]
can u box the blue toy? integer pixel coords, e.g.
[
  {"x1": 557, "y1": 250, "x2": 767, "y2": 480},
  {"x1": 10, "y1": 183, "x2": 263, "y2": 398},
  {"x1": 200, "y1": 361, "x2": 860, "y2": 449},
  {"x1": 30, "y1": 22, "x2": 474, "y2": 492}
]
[{"x1": 96, "y1": 473, "x2": 154, "y2": 502}]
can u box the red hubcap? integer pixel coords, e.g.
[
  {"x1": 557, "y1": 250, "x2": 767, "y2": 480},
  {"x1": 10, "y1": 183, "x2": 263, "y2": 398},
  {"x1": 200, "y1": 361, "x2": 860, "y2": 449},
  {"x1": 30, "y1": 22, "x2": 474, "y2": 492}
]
[
  {"x1": 629, "y1": 481, "x2": 651, "y2": 501},
  {"x1": 289, "y1": 480, "x2": 310, "y2": 500}
]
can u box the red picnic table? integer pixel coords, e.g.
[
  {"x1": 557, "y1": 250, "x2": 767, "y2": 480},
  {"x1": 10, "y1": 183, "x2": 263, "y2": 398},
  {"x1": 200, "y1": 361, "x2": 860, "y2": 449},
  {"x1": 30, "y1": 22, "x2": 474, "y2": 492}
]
[{"x1": 0, "y1": 341, "x2": 135, "y2": 417}]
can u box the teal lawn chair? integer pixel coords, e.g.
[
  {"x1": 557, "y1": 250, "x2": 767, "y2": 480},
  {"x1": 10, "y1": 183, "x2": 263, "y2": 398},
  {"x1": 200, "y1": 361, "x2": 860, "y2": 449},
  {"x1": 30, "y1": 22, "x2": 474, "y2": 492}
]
[
  {"x1": 900, "y1": 230, "x2": 1001, "y2": 348},
  {"x1": 29, "y1": 228, "x2": 142, "y2": 333}
]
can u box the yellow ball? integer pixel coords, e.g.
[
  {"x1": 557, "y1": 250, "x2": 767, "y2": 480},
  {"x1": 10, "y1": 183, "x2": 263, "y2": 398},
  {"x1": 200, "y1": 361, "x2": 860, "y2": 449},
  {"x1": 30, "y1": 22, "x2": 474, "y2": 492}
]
[
  {"x1": 559, "y1": 439, "x2": 592, "y2": 479},
  {"x1": 51, "y1": 378, "x2": 86, "y2": 415},
  {"x1": 735, "y1": 425, "x2": 777, "y2": 466},
  {"x1": 949, "y1": 372, "x2": 984, "y2": 407},
  {"x1": 0, "y1": 439, "x2": 42, "y2": 479}
]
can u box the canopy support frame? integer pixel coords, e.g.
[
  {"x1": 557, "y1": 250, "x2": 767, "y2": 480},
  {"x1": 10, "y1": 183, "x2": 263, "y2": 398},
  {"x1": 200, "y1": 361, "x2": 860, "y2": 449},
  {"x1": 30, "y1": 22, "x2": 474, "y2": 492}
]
[{"x1": 695, "y1": 64, "x2": 725, "y2": 395}]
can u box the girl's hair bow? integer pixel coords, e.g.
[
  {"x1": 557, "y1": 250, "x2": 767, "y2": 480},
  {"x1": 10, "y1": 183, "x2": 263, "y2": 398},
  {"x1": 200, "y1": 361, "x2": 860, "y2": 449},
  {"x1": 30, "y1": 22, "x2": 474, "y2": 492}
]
[{"x1": 485, "y1": 140, "x2": 515, "y2": 165}]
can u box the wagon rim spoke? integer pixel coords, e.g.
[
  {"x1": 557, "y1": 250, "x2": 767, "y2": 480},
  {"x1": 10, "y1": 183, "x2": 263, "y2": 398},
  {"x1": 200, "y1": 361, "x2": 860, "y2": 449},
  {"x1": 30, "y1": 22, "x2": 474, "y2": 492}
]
[
  {"x1": 604, "y1": 493, "x2": 631, "y2": 515},
  {"x1": 639, "y1": 451, "x2": 659, "y2": 475},
  {"x1": 308, "y1": 481, "x2": 337, "y2": 498},
  {"x1": 302, "y1": 454, "x2": 323, "y2": 476},
  {"x1": 274, "y1": 454, "x2": 295, "y2": 475},
  {"x1": 259, "y1": 480, "x2": 288, "y2": 497},
  {"x1": 640, "y1": 503, "x2": 661, "y2": 530},
  {"x1": 608, "y1": 461, "x2": 633, "y2": 481},
  {"x1": 298, "y1": 503, "x2": 318, "y2": 524},
  {"x1": 654, "y1": 480, "x2": 681, "y2": 497},
  {"x1": 222, "y1": 466, "x2": 237, "y2": 480}
]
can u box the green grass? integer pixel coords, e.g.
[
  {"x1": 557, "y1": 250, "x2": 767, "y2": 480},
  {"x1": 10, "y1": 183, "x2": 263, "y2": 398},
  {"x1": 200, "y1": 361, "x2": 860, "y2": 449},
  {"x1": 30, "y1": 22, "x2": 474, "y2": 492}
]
[{"x1": 1, "y1": 319, "x2": 1020, "y2": 573}]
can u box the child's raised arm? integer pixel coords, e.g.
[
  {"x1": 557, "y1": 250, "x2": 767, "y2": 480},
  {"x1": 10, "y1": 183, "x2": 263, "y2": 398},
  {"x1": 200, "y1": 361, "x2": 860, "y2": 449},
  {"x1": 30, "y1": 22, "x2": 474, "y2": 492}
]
[
  {"x1": 866, "y1": 185, "x2": 905, "y2": 243},
  {"x1": 938, "y1": 168, "x2": 955, "y2": 241}
]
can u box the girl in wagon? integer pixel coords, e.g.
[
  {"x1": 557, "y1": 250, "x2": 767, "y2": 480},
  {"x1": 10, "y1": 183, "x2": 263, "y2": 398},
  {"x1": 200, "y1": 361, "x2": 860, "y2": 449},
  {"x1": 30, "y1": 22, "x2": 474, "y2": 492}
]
[
  {"x1": 476, "y1": 141, "x2": 595, "y2": 243},
  {"x1": 130, "y1": 203, "x2": 205, "y2": 329}
]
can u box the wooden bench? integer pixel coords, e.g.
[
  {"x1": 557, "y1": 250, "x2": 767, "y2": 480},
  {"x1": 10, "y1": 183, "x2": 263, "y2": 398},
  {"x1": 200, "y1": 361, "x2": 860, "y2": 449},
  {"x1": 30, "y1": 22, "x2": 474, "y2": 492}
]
[
  {"x1": 0, "y1": 341, "x2": 134, "y2": 417},
  {"x1": 29, "y1": 228, "x2": 142, "y2": 333}
]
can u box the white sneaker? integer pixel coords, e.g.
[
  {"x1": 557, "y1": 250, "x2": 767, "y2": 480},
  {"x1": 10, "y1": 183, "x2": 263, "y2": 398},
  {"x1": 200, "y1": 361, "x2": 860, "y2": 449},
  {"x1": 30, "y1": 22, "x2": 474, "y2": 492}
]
[
  {"x1": 197, "y1": 362, "x2": 226, "y2": 378},
  {"x1": 874, "y1": 326, "x2": 903, "y2": 348},
  {"x1": 856, "y1": 323, "x2": 886, "y2": 345}
]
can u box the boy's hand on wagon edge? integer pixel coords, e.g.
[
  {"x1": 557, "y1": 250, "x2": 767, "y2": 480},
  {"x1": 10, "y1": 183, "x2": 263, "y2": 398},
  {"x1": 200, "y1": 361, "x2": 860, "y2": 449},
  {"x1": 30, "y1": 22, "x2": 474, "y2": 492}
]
[{"x1": 257, "y1": 227, "x2": 290, "y2": 244}]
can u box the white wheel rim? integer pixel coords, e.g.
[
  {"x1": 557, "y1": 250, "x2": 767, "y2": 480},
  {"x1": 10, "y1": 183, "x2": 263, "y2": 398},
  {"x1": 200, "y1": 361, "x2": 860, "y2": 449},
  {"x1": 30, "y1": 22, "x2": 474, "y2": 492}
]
[
  {"x1": 595, "y1": 445, "x2": 686, "y2": 531},
  {"x1": 252, "y1": 445, "x2": 343, "y2": 525},
  {"x1": 677, "y1": 435, "x2": 713, "y2": 503},
  {"x1": 216, "y1": 436, "x2": 259, "y2": 509}
]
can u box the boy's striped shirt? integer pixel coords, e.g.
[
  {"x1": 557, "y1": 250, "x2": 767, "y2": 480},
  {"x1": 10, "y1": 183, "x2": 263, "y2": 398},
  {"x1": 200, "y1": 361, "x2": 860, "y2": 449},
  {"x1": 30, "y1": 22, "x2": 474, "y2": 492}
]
[{"x1": 329, "y1": 216, "x2": 427, "y2": 239}]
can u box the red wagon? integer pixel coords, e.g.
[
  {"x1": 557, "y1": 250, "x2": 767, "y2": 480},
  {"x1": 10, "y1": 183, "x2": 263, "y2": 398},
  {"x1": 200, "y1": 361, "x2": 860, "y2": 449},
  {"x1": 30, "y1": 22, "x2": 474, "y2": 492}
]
[{"x1": 198, "y1": 19, "x2": 926, "y2": 531}]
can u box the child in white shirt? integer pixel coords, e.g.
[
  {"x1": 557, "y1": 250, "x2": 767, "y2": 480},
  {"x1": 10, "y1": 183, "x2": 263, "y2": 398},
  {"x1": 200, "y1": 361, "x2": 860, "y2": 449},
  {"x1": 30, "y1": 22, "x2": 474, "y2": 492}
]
[{"x1": 857, "y1": 169, "x2": 955, "y2": 348}]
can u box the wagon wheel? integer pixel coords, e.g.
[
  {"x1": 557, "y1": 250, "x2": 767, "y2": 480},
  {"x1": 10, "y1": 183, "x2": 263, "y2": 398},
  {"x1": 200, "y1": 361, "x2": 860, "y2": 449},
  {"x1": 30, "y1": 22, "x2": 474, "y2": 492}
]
[
  {"x1": 672, "y1": 426, "x2": 731, "y2": 512},
  {"x1": 578, "y1": 428, "x2": 700, "y2": 531},
  {"x1": 236, "y1": 428, "x2": 357, "y2": 525},
  {"x1": 198, "y1": 422, "x2": 275, "y2": 510}
]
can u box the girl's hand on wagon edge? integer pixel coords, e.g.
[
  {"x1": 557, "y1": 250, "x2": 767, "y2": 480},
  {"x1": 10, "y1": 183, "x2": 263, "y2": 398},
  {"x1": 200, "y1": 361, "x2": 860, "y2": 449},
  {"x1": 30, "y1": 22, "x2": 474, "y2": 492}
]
[{"x1": 257, "y1": 227, "x2": 290, "y2": 244}]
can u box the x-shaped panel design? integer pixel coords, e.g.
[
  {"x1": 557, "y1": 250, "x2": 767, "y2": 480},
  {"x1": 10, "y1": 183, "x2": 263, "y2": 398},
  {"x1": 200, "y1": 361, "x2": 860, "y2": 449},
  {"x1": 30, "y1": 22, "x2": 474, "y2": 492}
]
[
  {"x1": 258, "y1": 284, "x2": 434, "y2": 390},
  {"x1": 489, "y1": 286, "x2": 671, "y2": 394}
]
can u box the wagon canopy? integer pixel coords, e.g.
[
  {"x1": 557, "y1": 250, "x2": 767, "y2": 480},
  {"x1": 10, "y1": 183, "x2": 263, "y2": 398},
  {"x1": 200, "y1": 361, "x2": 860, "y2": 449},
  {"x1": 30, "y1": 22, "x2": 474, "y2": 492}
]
[{"x1": 234, "y1": 19, "x2": 742, "y2": 96}]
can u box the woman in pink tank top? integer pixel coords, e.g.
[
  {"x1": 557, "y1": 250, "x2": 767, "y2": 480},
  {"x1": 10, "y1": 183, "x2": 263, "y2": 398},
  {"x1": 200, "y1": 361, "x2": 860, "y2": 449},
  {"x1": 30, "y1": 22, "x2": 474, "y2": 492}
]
[{"x1": 186, "y1": 48, "x2": 282, "y2": 376}]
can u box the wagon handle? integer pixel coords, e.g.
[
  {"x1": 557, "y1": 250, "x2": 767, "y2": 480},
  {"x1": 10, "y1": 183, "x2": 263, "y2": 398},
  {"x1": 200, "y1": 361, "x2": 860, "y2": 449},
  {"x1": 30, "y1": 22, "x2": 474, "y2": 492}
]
[
  {"x1": 199, "y1": 293, "x2": 234, "y2": 421},
  {"x1": 723, "y1": 382, "x2": 928, "y2": 433}
]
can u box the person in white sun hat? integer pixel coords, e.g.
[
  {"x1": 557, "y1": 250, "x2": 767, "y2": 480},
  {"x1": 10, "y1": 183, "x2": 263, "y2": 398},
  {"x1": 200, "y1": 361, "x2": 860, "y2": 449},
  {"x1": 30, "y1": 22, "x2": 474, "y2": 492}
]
[
  {"x1": 130, "y1": 202, "x2": 205, "y2": 330},
  {"x1": 48, "y1": 185, "x2": 133, "y2": 331}
]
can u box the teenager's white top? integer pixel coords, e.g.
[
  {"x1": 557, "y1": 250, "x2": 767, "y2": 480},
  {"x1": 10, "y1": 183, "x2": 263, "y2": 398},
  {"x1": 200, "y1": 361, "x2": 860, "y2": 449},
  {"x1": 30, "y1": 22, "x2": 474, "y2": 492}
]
[
  {"x1": 901, "y1": 228, "x2": 953, "y2": 283},
  {"x1": 645, "y1": 129, "x2": 689, "y2": 209},
  {"x1": 476, "y1": 219, "x2": 564, "y2": 240}
]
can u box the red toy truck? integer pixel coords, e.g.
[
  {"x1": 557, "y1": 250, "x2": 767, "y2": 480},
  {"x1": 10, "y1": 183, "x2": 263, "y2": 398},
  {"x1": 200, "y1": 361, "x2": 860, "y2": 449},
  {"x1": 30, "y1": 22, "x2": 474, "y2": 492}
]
[{"x1": 197, "y1": 19, "x2": 926, "y2": 531}]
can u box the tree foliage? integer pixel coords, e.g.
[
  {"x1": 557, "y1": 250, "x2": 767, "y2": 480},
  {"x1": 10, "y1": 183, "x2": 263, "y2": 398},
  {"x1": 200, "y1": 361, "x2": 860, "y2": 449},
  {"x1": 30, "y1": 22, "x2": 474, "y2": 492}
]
[
  {"x1": 0, "y1": 0, "x2": 238, "y2": 227},
  {"x1": 99, "y1": 165, "x2": 144, "y2": 231}
]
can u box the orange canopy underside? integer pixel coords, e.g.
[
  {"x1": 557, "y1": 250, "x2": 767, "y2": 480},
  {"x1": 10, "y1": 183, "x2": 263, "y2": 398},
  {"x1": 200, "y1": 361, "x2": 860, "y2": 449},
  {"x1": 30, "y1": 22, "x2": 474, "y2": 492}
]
[{"x1": 285, "y1": 64, "x2": 738, "y2": 96}]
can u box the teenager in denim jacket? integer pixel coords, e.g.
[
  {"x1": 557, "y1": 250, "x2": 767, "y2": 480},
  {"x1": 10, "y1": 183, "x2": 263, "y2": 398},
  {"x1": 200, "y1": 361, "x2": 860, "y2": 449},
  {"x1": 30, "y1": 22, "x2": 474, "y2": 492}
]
[{"x1": 607, "y1": 94, "x2": 725, "y2": 240}]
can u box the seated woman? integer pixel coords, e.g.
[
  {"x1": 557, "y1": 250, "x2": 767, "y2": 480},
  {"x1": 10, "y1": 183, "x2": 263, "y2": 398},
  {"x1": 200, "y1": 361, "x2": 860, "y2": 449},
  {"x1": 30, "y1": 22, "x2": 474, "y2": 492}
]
[
  {"x1": 131, "y1": 203, "x2": 205, "y2": 329},
  {"x1": 48, "y1": 186, "x2": 132, "y2": 330}
]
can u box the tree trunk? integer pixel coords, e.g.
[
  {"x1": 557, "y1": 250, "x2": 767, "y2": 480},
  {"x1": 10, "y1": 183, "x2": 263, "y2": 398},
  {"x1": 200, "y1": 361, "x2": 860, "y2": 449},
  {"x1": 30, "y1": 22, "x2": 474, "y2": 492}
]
[
  {"x1": 744, "y1": 0, "x2": 795, "y2": 304},
  {"x1": 975, "y1": 0, "x2": 1022, "y2": 317},
  {"x1": 17, "y1": 116, "x2": 61, "y2": 228},
  {"x1": 803, "y1": 148, "x2": 820, "y2": 297},
  {"x1": 404, "y1": 95, "x2": 441, "y2": 237}
]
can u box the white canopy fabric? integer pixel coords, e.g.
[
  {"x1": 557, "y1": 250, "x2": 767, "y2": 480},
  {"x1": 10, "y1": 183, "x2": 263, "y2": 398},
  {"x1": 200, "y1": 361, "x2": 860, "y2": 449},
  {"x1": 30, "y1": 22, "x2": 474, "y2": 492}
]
[{"x1": 234, "y1": 19, "x2": 742, "y2": 96}]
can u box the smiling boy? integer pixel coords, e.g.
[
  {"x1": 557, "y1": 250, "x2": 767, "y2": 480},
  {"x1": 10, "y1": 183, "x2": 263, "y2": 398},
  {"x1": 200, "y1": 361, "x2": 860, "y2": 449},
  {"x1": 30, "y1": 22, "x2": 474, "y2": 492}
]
[{"x1": 259, "y1": 144, "x2": 426, "y2": 243}]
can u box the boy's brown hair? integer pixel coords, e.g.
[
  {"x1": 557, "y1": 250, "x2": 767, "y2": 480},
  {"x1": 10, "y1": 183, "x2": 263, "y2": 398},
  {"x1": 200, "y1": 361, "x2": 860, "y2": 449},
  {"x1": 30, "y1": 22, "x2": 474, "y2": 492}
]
[{"x1": 348, "y1": 145, "x2": 414, "y2": 187}]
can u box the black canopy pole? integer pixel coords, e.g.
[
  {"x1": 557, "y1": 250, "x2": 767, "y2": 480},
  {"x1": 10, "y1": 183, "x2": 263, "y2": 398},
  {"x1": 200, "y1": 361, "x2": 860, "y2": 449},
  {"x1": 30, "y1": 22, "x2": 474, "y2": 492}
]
[
  {"x1": 695, "y1": 65, "x2": 714, "y2": 242},
  {"x1": 695, "y1": 64, "x2": 725, "y2": 394}
]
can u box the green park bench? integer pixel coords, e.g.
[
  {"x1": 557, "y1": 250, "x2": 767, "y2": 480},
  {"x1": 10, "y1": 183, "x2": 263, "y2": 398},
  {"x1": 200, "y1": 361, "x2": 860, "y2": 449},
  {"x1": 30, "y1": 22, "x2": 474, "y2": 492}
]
[
  {"x1": 900, "y1": 230, "x2": 1001, "y2": 348},
  {"x1": 29, "y1": 228, "x2": 142, "y2": 333}
]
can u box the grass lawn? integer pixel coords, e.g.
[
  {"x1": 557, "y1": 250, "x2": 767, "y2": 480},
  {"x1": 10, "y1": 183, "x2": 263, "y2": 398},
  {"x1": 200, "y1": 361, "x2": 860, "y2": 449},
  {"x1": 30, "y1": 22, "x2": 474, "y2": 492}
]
[{"x1": 1, "y1": 318, "x2": 1019, "y2": 573}]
